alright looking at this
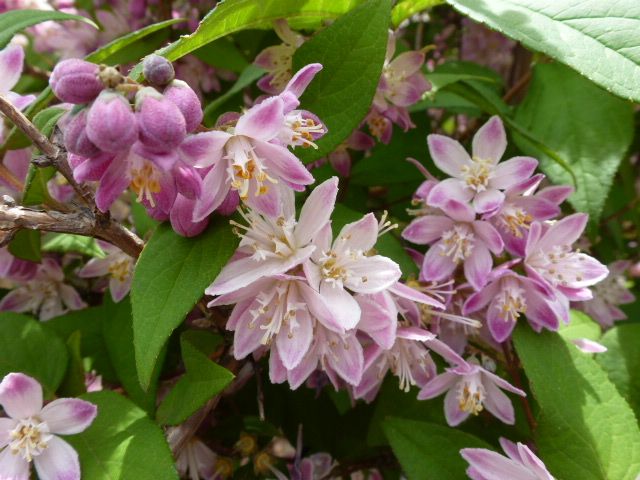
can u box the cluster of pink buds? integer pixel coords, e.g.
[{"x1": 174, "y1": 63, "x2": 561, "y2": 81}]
[{"x1": 402, "y1": 116, "x2": 609, "y2": 348}]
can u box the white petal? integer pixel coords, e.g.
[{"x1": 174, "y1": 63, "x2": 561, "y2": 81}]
[
  {"x1": 33, "y1": 436, "x2": 80, "y2": 480},
  {"x1": 40, "y1": 398, "x2": 97, "y2": 435},
  {"x1": 0, "y1": 372, "x2": 43, "y2": 419}
]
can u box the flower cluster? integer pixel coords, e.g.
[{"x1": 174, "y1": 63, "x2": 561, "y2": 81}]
[{"x1": 0, "y1": 372, "x2": 97, "y2": 480}]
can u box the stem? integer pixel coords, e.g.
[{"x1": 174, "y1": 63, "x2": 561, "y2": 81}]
[
  {"x1": 501, "y1": 341, "x2": 537, "y2": 433},
  {"x1": 503, "y1": 71, "x2": 532, "y2": 104},
  {"x1": 0, "y1": 95, "x2": 58, "y2": 158}
]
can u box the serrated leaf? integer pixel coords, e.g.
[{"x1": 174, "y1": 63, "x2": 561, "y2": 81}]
[
  {"x1": 156, "y1": 332, "x2": 234, "y2": 425},
  {"x1": 597, "y1": 324, "x2": 640, "y2": 419},
  {"x1": 445, "y1": 0, "x2": 640, "y2": 103},
  {"x1": 42, "y1": 233, "x2": 105, "y2": 257},
  {"x1": 0, "y1": 312, "x2": 68, "y2": 396},
  {"x1": 558, "y1": 310, "x2": 601, "y2": 342},
  {"x1": 0, "y1": 9, "x2": 97, "y2": 48},
  {"x1": 513, "y1": 325, "x2": 640, "y2": 480},
  {"x1": 57, "y1": 330, "x2": 87, "y2": 397},
  {"x1": 132, "y1": 221, "x2": 237, "y2": 390},
  {"x1": 128, "y1": 0, "x2": 365, "y2": 80},
  {"x1": 292, "y1": 0, "x2": 391, "y2": 162},
  {"x1": 514, "y1": 63, "x2": 633, "y2": 225},
  {"x1": 383, "y1": 417, "x2": 492, "y2": 480},
  {"x1": 66, "y1": 391, "x2": 178, "y2": 480},
  {"x1": 8, "y1": 229, "x2": 41, "y2": 262}
]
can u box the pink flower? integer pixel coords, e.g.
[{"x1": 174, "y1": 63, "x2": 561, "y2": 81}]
[
  {"x1": 0, "y1": 258, "x2": 87, "y2": 320},
  {"x1": 572, "y1": 338, "x2": 607, "y2": 354},
  {"x1": 0, "y1": 44, "x2": 36, "y2": 141},
  {"x1": 0, "y1": 247, "x2": 38, "y2": 282},
  {"x1": 0, "y1": 372, "x2": 97, "y2": 480},
  {"x1": 461, "y1": 437, "x2": 554, "y2": 480},
  {"x1": 402, "y1": 199, "x2": 504, "y2": 290},
  {"x1": 167, "y1": 426, "x2": 219, "y2": 480},
  {"x1": 524, "y1": 214, "x2": 609, "y2": 302},
  {"x1": 205, "y1": 177, "x2": 338, "y2": 296},
  {"x1": 576, "y1": 260, "x2": 635, "y2": 328},
  {"x1": 418, "y1": 357, "x2": 525, "y2": 426},
  {"x1": 77, "y1": 242, "x2": 134, "y2": 302},
  {"x1": 427, "y1": 116, "x2": 538, "y2": 215}
]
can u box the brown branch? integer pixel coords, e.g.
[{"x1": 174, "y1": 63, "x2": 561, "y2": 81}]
[
  {"x1": 0, "y1": 95, "x2": 58, "y2": 158},
  {"x1": 501, "y1": 341, "x2": 537, "y2": 433}
]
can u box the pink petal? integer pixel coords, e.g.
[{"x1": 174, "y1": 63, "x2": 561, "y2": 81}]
[
  {"x1": 192, "y1": 159, "x2": 230, "y2": 222},
  {"x1": 440, "y1": 199, "x2": 476, "y2": 223},
  {"x1": 537, "y1": 213, "x2": 588, "y2": 253},
  {"x1": 388, "y1": 51, "x2": 424, "y2": 77},
  {"x1": 421, "y1": 242, "x2": 457, "y2": 282},
  {"x1": 498, "y1": 437, "x2": 522, "y2": 462},
  {"x1": 0, "y1": 446, "x2": 30, "y2": 480},
  {"x1": 232, "y1": 307, "x2": 265, "y2": 359},
  {"x1": 295, "y1": 177, "x2": 338, "y2": 246},
  {"x1": 426, "y1": 178, "x2": 473, "y2": 209},
  {"x1": 319, "y1": 283, "x2": 361, "y2": 330},
  {"x1": 235, "y1": 96, "x2": 284, "y2": 141},
  {"x1": 347, "y1": 255, "x2": 401, "y2": 294},
  {"x1": 283, "y1": 63, "x2": 322, "y2": 100},
  {"x1": 59, "y1": 284, "x2": 87, "y2": 311},
  {"x1": 460, "y1": 448, "x2": 532, "y2": 479},
  {"x1": 269, "y1": 347, "x2": 287, "y2": 384},
  {"x1": 246, "y1": 178, "x2": 282, "y2": 217},
  {"x1": 0, "y1": 372, "x2": 43, "y2": 419},
  {"x1": 537, "y1": 185, "x2": 574, "y2": 205},
  {"x1": 483, "y1": 380, "x2": 516, "y2": 424},
  {"x1": 402, "y1": 215, "x2": 454, "y2": 245},
  {"x1": 276, "y1": 309, "x2": 313, "y2": 370},
  {"x1": 298, "y1": 281, "x2": 344, "y2": 334},
  {"x1": 417, "y1": 372, "x2": 457, "y2": 400},
  {"x1": 464, "y1": 244, "x2": 492, "y2": 290},
  {"x1": 0, "y1": 417, "x2": 16, "y2": 449},
  {"x1": 109, "y1": 276, "x2": 132, "y2": 303},
  {"x1": 72, "y1": 152, "x2": 114, "y2": 183},
  {"x1": 334, "y1": 213, "x2": 379, "y2": 253},
  {"x1": 472, "y1": 116, "x2": 506, "y2": 164},
  {"x1": 326, "y1": 332, "x2": 364, "y2": 386},
  {"x1": 95, "y1": 154, "x2": 130, "y2": 213},
  {"x1": 517, "y1": 196, "x2": 560, "y2": 221},
  {"x1": 473, "y1": 221, "x2": 504, "y2": 255},
  {"x1": 427, "y1": 134, "x2": 472, "y2": 178},
  {"x1": 473, "y1": 189, "x2": 504, "y2": 215},
  {"x1": 487, "y1": 298, "x2": 516, "y2": 343},
  {"x1": 356, "y1": 292, "x2": 398, "y2": 349},
  {"x1": 443, "y1": 385, "x2": 469, "y2": 426},
  {"x1": 33, "y1": 436, "x2": 80, "y2": 480},
  {"x1": 490, "y1": 156, "x2": 538, "y2": 190},
  {"x1": 572, "y1": 338, "x2": 607, "y2": 354},
  {"x1": 180, "y1": 131, "x2": 229, "y2": 168},
  {"x1": 463, "y1": 280, "x2": 500, "y2": 314},
  {"x1": 389, "y1": 282, "x2": 444, "y2": 309},
  {"x1": 40, "y1": 398, "x2": 97, "y2": 435},
  {"x1": 252, "y1": 139, "x2": 314, "y2": 186},
  {"x1": 482, "y1": 370, "x2": 526, "y2": 397},
  {"x1": 77, "y1": 258, "x2": 111, "y2": 279},
  {"x1": 0, "y1": 44, "x2": 24, "y2": 93},
  {"x1": 287, "y1": 345, "x2": 320, "y2": 390},
  {"x1": 0, "y1": 288, "x2": 34, "y2": 313}
]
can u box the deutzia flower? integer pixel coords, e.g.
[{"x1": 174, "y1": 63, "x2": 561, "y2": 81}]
[
  {"x1": 77, "y1": 242, "x2": 135, "y2": 302},
  {"x1": 0, "y1": 373, "x2": 97, "y2": 480}
]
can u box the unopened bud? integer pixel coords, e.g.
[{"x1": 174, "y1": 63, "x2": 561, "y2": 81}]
[
  {"x1": 142, "y1": 54, "x2": 175, "y2": 86},
  {"x1": 163, "y1": 80, "x2": 203, "y2": 132},
  {"x1": 50, "y1": 59, "x2": 103, "y2": 104},
  {"x1": 170, "y1": 194, "x2": 209, "y2": 237},
  {"x1": 62, "y1": 109, "x2": 100, "y2": 157},
  {"x1": 136, "y1": 87, "x2": 186, "y2": 153},
  {"x1": 86, "y1": 90, "x2": 138, "y2": 153}
]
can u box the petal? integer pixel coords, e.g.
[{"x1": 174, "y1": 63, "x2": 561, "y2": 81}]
[
  {"x1": 490, "y1": 156, "x2": 538, "y2": 190},
  {"x1": 0, "y1": 417, "x2": 16, "y2": 449},
  {"x1": 0, "y1": 372, "x2": 43, "y2": 419},
  {"x1": 235, "y1": 96, "x2": 284, "y2": 141},
  {"x1": 486, "y1": 298, "x2": 516, "y2": 343},
  {"x1": 109, "y1": 277, "x2": 132, "y2": 303},
  {"x1": 402, "y1": 215, "x2": 453, "y2": 245},
  {"x1": 443, "y1": 384, "x2": 469, "y2": 426},
  {"x1": 537, "y1": 185, "x2": 574, "y2": 205},
  {"x1": 388, "y1": 51, "x2": 424, "y2": 77},
  {"x1": 463, "y1": 280, "x2": 500, "y2": 314},
  {"x1": 460, "y1": 448, "x2": 532, "y2": 480},
  {"x1": 192, "y1": 159, "x2": 230, "y2": 222},
  {"x1": 537, "y1": 213, "x2": 588, "y2": 253},
  {"x1": 246, "y1": 180, "x2": 281, "y2": 217},
  {"x1": 427, "y1": 134, "x2": 471, "y2": 178},
  {"x1": 326, "y1": 332, "x2": 364, "y2": 386},
  {"x1": 517, "y1": 196, "x2": 560, "y2": 221},
  {"x1": 0, "y1": 447, "x2": 30, "y2": 480},
  {"x1": 345, "y1": 255, "x2": 401, "y2": 294},
  {"x1": 179, "y1": 131, "x2": 229, "y2": 168},
  {"x1": 95, "y1": 154, "x2": 130, "y2": 213},
  {"x1": 389, "y1": 281, "x2": 444, "y2": 309},
  {"x1": 320, "y1": 282, "x2": 361, "y2": 330},
  {"x1": 232, "y1": 306, "x2": 265, "y2": 359},
  {"x1": 473, "y1": 189, "x2": 505, "y2": 215},
  {"x1": 72, "y1": 152, "x2": 114, "y2": 183},
  {"x1": 427, "y1": 178, "x2": 474, "y2": 208},
  {"x1": 0, "y1": 44, "x2": 24, "y2": 93},
  {"x1": 59, "y1": 284, "x2": 87, "y2": 311},
  {"x1": 33, "y1": 436, "x2": 80, "y2": 480},
  {"x1": 482, "y1": 370, "x2": 526, "y2": 396},
  {"x1": 275, "y1": 309, "x2": 313, "y2": 370},
  {"x1": 464, "y1": 244, "x2": 492, "y2": 290},
  {"x1": 0, "y1": 288, "x2": 35, "y2": 313},
  {"x1": 417, "y1": 372, "x2": 457, "y2": 400},
  {"x1": 572, "y1": 338, "x2": 607, "y2": 354},
  {"x1": 283, "y1": 63, "x2": 322, "y2": 99},
  {"x1": 421, "y1": 243, "x2": 457, "y2": 282},
  {"x1": 252, "y1": 140, "x2": 314, "y2": 186},
  {"x1": 473, "y1": 220, "x2": 504, "y2": 255},
  {"x1": 77, "y1": 257, "x2": 111, "y2": 278},
  {"x1": 472, "y1": 116, "x2": 506, "y2": 164},
  {"x1": 40, "y1": 398, "x2": 97, "y2": 435},
  {"x1": 334, "y1": 213, "x2": 379, "y2": 254},
  {"x1": 295, "y1": 177, "x2": 338, "y2": 246},
  {"x1": 440, "y1": 199, "x2": 476, "y2": 223},
  {"x1": 356, "y1": 292, "x2": 398, "y2": 349},
  {"x1": 297, "y1": 281, "x2": 344, "y2": 334},
  {"x1": 482, "y1": 380, "x2": 516, "y2": 424}
]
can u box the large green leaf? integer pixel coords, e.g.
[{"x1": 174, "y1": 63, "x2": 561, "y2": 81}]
[
  {"x1": 514, "y1": 63, "x2": 633, "y2": 225},
  {"x1": 0, "y1": 313, "x2": 68, "y2": 396},
  {"x1": 513, "y1": 326, "x2": 640, "y2": 480},
  {"x1": 129, "y1": 0, "x2": 364, "y2": 79},
  {"x1": 42, "y1": 233, "x2": 105, "y2": 258},
  {"x1": 0, "y1": 9, "x2": 97, "y2": 48},
  {"x1": 445, "y1": 0, "x2": 640, "y2": 103},
  {"x1": 392, "y1": 0, "x2": 443, "y2": 26},
  {"x1": 156, "y1": 331, "x2": 234, "y2": 425},
  {"x1": 597, "y1": 324, "x2": 640, "y2": 419},
  {"x1": 292, "y1": 0, "x2": 391, "y2": 163},
  {"x1": 132, "y1": 221, "x2": 237, "y2": 390},
  {"x1": 67, "y1": 391, "x2": 178, "y2": 480},
  {"x1": 383, "y1": 417, "x2": 493, "y2": 480},
  {"x1": 558, "y1": 310, "x2": 601, "y2": 342}
]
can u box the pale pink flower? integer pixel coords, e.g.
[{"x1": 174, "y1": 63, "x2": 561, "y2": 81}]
[
  {"x1": 418, "y1": 357, "x2": 525, "y2": 426},
  {"x1": 0, "y1": 372, "x2": 97, "y2": 480},
  {"x1": 427, "y1": 116, "x2": 538, "y2": 215},
  {"x1": 0, "y1": 258, "x2": 87, "y2": 320},
  {"x1": 205, "y1": 177, "x2": 338, "y2": 296},
  {"x1": 402, "y1": 199, "x2": 504, "y2": 290},
  {"x1": 0, "y1": 247, "x2": 38, "y2": 282},
  {"x1": 577, "y1": 260, "x2": 635, "y2": 328},
  {"x1": 461, "y1": 437, "x2": 554, "y2": 480},
  {"x1": 0, "y1": 44, "x2": 36, "y2": 141},
  {"x1": 77, "y1": 242, "x2": 134, "y2": 302},
  {"x1": 167, "y1": 426, "x2": 219, "y2": 480},
  {"x1": 572, "y1": 338, "x2": 607, "y2": 354}
]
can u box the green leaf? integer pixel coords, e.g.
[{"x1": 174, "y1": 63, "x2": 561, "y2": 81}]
[
  {"x1": 383, "y1": 417, "x2": 492, "y2": 480},
  {"x1": 67, "y1": 391, "x2": 178, "y2": 480},
  {"x1": 444, "y1": 0, "x2": 640, "y2": 103},
  {"x1": 8, "y1": 229, "x2": 41, "y2": 262},
  {"x1": 513, "y1": 325, "x2": 640, "y2": 480},
  {"x1": 513, "y1": 63, "x2": 634, "y2": 225},
  {"x1": 129, "y1": 0, "x2": 365, "y2": 79},
  {"x1": 0, "y1": 313, "x2": 68, "y2": 396},
  {"x1": 132, "y1": 221, "x2": 237, "y2": 390},
  {"x1": 292, "y1": 0, "x2": 391, "y2": 163},
  {"x1": 42, "y1": 233, "x2": 106, "y2": 257},
  {"x1": 57, "y1": 331, "x2": 87, "y2": 397},
  {"x1": 558, "y1": 310, "x2": 601, "y2": 342},
  {"x1": 102, "y1": 298, "x2": 159, "y2": 414},
  {"x1": 597, "y1": 324, "x2": 640, "y2": 419},
  {"x1": 156, "y1": 332, "x2": 234, "y2": 425},
  {"x1": 193, "y1": 38, "x2": 250, "y2": 73},
  {"x1": 392, "y1": 0, "x2": 443, "y2": 27},
  {"x1": 0, "y1": 9, "x2": 97, "y2": 48}
]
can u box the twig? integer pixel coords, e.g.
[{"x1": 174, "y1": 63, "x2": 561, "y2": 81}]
[
  {"x1": 503, "y1": 71, "x2": 532, "y2": 104},
  {"x1": 0, "y1": 95, "x2": 58, "y2": 158},
  {"x1": 501, "y1": 341, "x2": 537, "y2": 433}
]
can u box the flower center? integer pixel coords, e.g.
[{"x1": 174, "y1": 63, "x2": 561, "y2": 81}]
[
  {"x1": 226, "y1": 137, "x2": 277, "y2": 200},
  {"x1": 130, "y1": 161, "x2": 162, "y2": 207},
  {"x1": 319, "y1": 251, "x2": 350, "y2": 287},
  {"x1": 498, "y1": 204, "x2": 533, "y2": 238},
  {"x1": 592, "y1": 274, "x2": 628, "y2": 303},
  {"x1": 231, "y1": 209, "x2": 297, "y2": 262},
  {"x1": 530, "y1": 245, "x2": 587, "y2": 287},
  {"x1": 496, "y1": 279, "x2": 527, "y2": 323},
  {"x1": 439, "y1": 225, "x2": 475, "y2": 263},
  {"x1": 390, "y1": 341, "x2": 430, "y2": 393},
  {"x1": 366, "y1": 112, "x2": 389, "y2": 140},
  {"x1": 108, "y1": 258, "x2": 132, "y2": 282},
  {"x1": 286, "y1": 113, "x2": 325, "y2": 149},
  {"x1": 461, "y1": 158, "x2": 492, "y2": 192},
  {"x1": 9, "y1": 417, "x2": 52, "y2": 462},
  {"x1": 457, "y1": 377, "x2": 485, "y2": 415},
  {"x1": 266, "y1": 44, "x2": 295, "y2": 91}
]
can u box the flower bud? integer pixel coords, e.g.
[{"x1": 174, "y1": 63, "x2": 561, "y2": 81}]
[
  {"x1": 142, "y1": 54, "x2": 175, "y2": 87},
  {"x1": 50, "y1": 59, "x2": 103, "y2": 104},
  {"x1": 216, "y1": 190, "x2": 240, "y2": 216},
  {"x1": 170, "y1": 194, "x2": 209, "y2": 237},
  {"x1": 135, "y1": 87, "x2": 186, "y2": 153},
  {"x1": 163, "y1": 80, "x2": 203, "y2": 132},
  {"x1": 173, "y1": 162, "x2": 202, "y2": 200},
  {"x1": 86, "y1": 90, "x2": 138, "y2": 153},
  {"x1": 62, "y1": 109, "x2": 100, "y2": 157}
]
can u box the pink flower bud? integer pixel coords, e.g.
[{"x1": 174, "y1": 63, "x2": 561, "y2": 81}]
[
  {"x1": 173, "y1": 162, "x2": 202, "y2": 200},
  {"x1": 86, "y1": 90, "x2": 138, "y2": 153},
  {"x1": 163, "y1": 79, "x2": 203, "y2": 132},
  {"x1": 50, "y1": 59, "x2": 103, "y2": 104},
  {"x1": 216, "y1": 190, "x2": 240, "y2": 216},
  {"x1": 142, "y1": 54, "x2": 175, "y2": 86},
  {"x1": 171, "y1": 194, "x2": 209, "y2": 237},
  {"x1": 62, "y1": 109, "x2": 100, "y2": 157},
  {"x1": 135, "y1": 87, "x2": 186, "y2": 153}
]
